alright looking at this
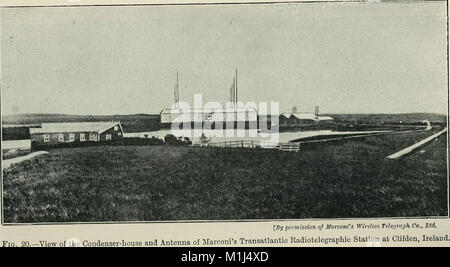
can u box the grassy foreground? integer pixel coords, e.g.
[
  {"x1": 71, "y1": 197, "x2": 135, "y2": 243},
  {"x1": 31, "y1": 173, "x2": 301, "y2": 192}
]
[{"x1": 2, "y1": 130, "x2": 448, "y2": 223}]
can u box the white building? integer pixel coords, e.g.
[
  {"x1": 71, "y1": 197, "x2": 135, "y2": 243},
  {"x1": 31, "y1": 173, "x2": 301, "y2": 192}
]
[{"x1": 160, "y1": 107, "x2": 258, "y2": 125}]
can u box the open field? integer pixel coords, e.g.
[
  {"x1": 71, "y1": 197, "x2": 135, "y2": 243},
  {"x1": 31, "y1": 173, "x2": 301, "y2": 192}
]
[{"x1": 2, "y1": 130, "x2": 448, "y2": 223}]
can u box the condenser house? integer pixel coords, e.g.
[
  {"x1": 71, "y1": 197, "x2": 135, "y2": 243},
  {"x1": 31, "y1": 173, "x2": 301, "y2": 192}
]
[
  {"x1": 160, "y1": 107, "x2": 258, "y2": 129},
  {"x1": 30, "y1": 122, "x2": 124, "y2": 145}
]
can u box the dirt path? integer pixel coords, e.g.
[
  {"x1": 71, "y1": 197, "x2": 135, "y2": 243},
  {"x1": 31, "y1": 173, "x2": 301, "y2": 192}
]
[
  {"x1": 386, "y1": 128, "x2": 447, "y2": 159},
  {"x1": 2, "y1": 151, "x2": 49, "y2": 170}
]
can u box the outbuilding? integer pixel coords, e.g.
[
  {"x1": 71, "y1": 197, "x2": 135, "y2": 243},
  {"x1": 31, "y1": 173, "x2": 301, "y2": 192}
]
[
  {"x1": 30, "y1": 122, "x2": 124, "y2": 146},
  {"x1": 280, "y1": 113, "x2": 335, "y2": 127}
]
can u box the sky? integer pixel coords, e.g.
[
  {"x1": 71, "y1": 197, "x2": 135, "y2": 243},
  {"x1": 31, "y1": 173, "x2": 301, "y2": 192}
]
[{"x1": 1, "y1": 2, "x2": 448, "y2": 115}]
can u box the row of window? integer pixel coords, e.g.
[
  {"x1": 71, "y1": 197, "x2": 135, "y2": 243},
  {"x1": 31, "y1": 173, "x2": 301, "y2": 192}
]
[{"x1": 42, "y1": 133, "x2": 113, "y2": 143}]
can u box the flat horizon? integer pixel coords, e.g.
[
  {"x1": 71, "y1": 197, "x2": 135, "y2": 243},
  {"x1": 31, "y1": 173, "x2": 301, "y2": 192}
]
[{"x1": 2, "y1": 111, "x2": 448, "y2": 117}]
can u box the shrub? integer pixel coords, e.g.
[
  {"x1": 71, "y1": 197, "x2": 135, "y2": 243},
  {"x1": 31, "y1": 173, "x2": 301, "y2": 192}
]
[{"x1": 164, "y1": 134, "x2": 191, "y2": 146}]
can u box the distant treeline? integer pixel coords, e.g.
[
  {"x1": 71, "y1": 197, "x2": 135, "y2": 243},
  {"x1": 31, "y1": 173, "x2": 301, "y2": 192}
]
[
  {"x1": 2, "y1": 127, "x2": 31, "y2": 140},
  {"x1": 324, "y1": 113, "x2": 447, "y2": 124}
]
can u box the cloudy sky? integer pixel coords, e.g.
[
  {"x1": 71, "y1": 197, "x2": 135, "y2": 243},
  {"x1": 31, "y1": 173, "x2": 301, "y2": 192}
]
[{"x1": 1, "y1": 2, "x2": 448, "y2": 115}]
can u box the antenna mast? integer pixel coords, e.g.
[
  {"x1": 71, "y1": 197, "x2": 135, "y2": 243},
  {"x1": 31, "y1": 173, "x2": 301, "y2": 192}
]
[
  {"x1": 235, "y1": 68, "x2": 238, "y2": 108},
  {"x1": 174, "y1": 72, "x2": 180, "y2": 109}
]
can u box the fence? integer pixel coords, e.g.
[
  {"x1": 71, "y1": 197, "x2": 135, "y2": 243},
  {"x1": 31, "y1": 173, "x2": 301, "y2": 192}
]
[
  {"x1": 192, "y1": 140, "x2": 300, "y2": 152},
  {"x1": 277, "y1": 143, "x2": 300, "y2": 152},
  {"x1": 192, "y1": 140, "x2": 258, "y2": 149}
]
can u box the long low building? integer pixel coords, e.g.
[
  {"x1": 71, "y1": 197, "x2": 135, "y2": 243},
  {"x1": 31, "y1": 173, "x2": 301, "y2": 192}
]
[
  {"x1": 280, "y1": 113, "x2": 335, "y2": 126},
  {"x1": 160, "y1": 107, "x2": 258, "y2": 129},
  {"x1": 30, "y1": 122, "x2": 124, "y2": 145}
]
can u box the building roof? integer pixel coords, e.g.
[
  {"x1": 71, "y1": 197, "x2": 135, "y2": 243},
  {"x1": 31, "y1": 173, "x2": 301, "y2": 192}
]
[
  {"x1": 30, "y1": 122, "x2": 122, "y2": 134},
  {"x1": 2, "y1": 124, "x2": 41, "y2": 128},
  {"x1": 281, "y1": 113, "x2": 334, "y2": 121},
  {"x1": 161, "y1": 107, "x2": 258, "y2": 114},
  {"x1": 318, "y1": 116, "x2": 334, "y2": 121},
  {"x1": 281, "y1": 113, "x2": 317, "y2": 120}
]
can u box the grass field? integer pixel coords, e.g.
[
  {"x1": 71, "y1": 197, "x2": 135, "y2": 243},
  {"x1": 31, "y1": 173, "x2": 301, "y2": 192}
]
[{"x1": 2, "y1": 130, "x2": 448, "y2": 223}]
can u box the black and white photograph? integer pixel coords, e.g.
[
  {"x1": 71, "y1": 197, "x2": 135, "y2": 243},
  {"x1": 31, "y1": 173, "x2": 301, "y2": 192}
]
[{"x1": 1, "y1": 0, "x2": 448, "y2": 225}]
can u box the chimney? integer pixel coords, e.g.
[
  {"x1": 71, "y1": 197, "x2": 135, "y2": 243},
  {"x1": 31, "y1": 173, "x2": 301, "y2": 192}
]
[
  {"x1": 314, "y1": 106, "x2": 320, "y2": 117},
  {"x1": 292, "y1": 106, "x2": 297, "y2": 114}
]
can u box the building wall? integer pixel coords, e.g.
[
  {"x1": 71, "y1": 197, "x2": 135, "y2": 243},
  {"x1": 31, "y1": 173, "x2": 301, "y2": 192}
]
[
  {"x1": 161, "y1": 110, "x2": 258, "y2": 124},
  {"x1": 99, "y1": 125, "x2": 124, "y2": 141},
  {"x1": 31, "y1": 125, "x2": 124, "y2": 145},
  {"x1": 279, "y1": 116, "x2": 316, "y2": 126},
  {"x1": 31, "y1": 131, "x2": 99, "y2": 145}
]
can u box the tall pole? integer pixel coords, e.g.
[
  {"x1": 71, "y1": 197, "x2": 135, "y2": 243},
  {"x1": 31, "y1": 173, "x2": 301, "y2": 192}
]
[
  {"x1": 235, "y1": 68, "x2": 238, "y2": 109},
  {"x1": 174, "y1": 71, "x2": 180, "y2": 109},
  {"x1": 234, "y1": 68, "x2": 238, "y2": 124},
  {"x1": 233, "y1": 76, "x2": 236, "y2": 109}
]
